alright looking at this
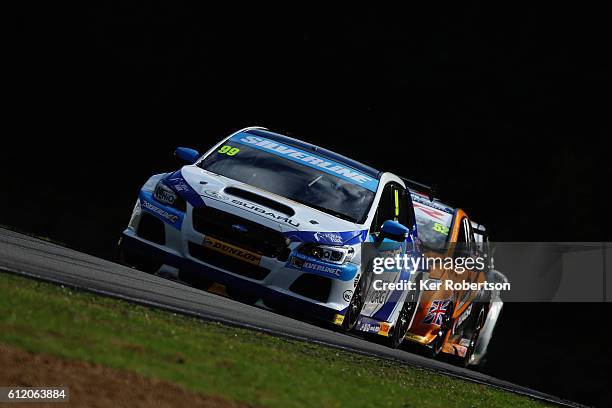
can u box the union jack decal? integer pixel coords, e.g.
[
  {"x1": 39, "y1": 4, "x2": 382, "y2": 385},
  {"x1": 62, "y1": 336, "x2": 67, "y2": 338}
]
[{"x1": 422, "y1": 300, "x2": 451, "y2": 326}]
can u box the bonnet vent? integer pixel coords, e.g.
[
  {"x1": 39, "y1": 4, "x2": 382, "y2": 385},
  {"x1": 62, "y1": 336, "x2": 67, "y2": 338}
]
[{"x1": 224, "y1": 187, "x2": 295, "y2": 216}]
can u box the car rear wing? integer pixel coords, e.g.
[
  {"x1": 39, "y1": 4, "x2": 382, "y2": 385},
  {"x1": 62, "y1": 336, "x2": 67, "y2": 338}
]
[
  {"x1": 470, "y1": 220, "x2": 489, "y2": 244},
  {"x1": 400, "y1": 177, "x2": 436, "y2": 201}
]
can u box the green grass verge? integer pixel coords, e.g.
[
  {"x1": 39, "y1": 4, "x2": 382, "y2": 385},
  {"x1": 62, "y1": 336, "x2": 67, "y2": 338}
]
[{"x1": 0, "y1": 272, "x2": 549, "y2": 408}]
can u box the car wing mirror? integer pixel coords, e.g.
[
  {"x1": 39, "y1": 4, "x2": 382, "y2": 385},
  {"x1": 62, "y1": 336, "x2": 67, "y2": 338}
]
[
  {"x1": 380, "y1": 220, "x2": 410, "y2": 242},
  {"x1": 175, "y1": 147, "x2": 200, "y2": 164}
]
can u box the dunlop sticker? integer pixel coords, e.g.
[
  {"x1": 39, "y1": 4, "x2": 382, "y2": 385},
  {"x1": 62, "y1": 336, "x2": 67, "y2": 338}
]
[{"x1": 203, "y1": 236, "x2": 261, "y2": 265}]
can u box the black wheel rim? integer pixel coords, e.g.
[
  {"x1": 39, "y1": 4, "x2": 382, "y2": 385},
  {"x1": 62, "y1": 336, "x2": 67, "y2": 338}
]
[
  {"x1": 392, "y1": 305, "x2": 410, "y2": 347},
  {"x1": 345, "y1": 274, "x2": 367, "y2": 329},
  {"x1": 392, "y1": 289, "x2": 419, "y2": 347}
]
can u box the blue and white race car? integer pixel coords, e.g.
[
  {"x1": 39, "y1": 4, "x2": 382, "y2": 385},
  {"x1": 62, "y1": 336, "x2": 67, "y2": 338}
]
[{"x1": 119, "y1": 127, "x2": 422, "y2": 347}]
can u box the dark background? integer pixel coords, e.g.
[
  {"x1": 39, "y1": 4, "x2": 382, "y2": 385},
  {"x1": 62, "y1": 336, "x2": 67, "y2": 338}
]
[{"x1": 6, "y1": 3, "x2": 611, "y2": 407}]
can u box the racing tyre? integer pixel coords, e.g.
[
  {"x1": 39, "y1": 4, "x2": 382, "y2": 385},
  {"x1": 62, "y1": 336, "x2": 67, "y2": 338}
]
[
  {"x1": 388, "y1": 279, "x2": 422, "y2": 349},
  {"x1": 452, "y1": 306, "x2": 485, "y2": 368},
  {"x1": 117, "y1": 238, "x2": 162, "y2": 274},
  {"x1": 342, "y1": 271, "x2": 370, "y2": 331},
  {"x1": 428, "y1": 301, "x2": 454, "y2": 358}
]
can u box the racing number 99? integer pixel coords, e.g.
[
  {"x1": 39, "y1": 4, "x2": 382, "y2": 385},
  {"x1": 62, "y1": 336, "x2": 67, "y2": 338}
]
[{"x1": 218, "y1": 145, "x2": 240, "y2": 156}]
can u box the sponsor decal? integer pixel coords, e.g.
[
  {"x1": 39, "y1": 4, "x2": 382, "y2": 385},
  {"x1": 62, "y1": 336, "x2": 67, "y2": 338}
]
[
  {"x1": 203, "y1": 190, "x2": 230, "y2": 200},
  {"x1": 288, "y1": 256, "x2": 358, "y2": 281},
  {"x1": 154, "y1": 184, "x2": 177, "y2": 206},
  {"x1": 404, "y1": 332, "x2": 427, "y2": 343},
  {"x1": 455, "y1": 303, "x2": 473, "y2": 330},
  {"x1": 284, "y1": 230, "x2": 368, "y2": 245},
  {"x1": 413, "y1": 202, "x2": 447, "y2": 221},
  {"x1": 141, "y1": 200, "x2": 179, "y2": 224},
  {"x1": 378, "y1": 322, "x2": 390, "y2": 337},
  {"x1": 230, "y1": 199, "x2": 300, "y2": 227},
  {"x1": 454, "y1": 345, "x2": 468, "y2": 357},
  {"x1": 302, "y1": 261, "x2": 341, "y2": 277},
  {"x1": 459, "y1": 338, "x2": 471, "y2": 347},
  {"x1": 353, "y1": 273, "x2": 361, "y2": 288},
  {"x1": 203, "y1": 236, "x2": 261, "y2": 266},
  {"x1": 411, "y1": 192, "x2": 454, "y2": 215},
  {"x1": 289, "y1": 256, "x2": 305, "y2": 269},
  {"x1": 284, "y1": 230, "x2": 368, "y2": 246},
  {"x1": 343, "y1": 290, "x2": 353, "y2": 302},
  {"x1": 422, "y1": 299, "x2": 451, "y2": 326},
  {"x1": 163, "y1": 171, "x2": 206, "y2": 207},
  {"x1": 166, "y1": 176, "x2": 193, "y2": 195},
  {"x1": 167, "y1": 177, "x2": 191, "y2": 193},
  {"x1": 314, "y1": 232, "x2": 343, "y2": 245},
  {"x1": 235, "y1": 134, "x2": 378, "y2": 191},
  {"x1": 334, "y1": 314, "x2": 345, "y2": 325},
  {"x1": 367, "y1": 289, "x2": 389, "y2": 304},
  {"x1": 289, "y1": 257, "x2": 345, "y2": 278},
  {"x1": 359, "y1": 322, "x2": 380, "y2": 333}
]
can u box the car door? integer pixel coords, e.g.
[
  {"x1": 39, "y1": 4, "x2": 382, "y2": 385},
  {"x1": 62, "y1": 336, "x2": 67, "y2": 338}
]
[
  {"x1": 361, "y1": 182, "x2": 416, "y2": 320},
  {"x1": 452, "y1": 216, "x2": 479, "y2": 309}
]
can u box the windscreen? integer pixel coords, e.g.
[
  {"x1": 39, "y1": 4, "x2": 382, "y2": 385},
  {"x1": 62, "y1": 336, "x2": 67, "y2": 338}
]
[
  {"x1": 411, "y1": 192, "x2": 455, "y2": 250},
  {"x1": 198, "y1": 134, "x2": 377, "y2": 223}
]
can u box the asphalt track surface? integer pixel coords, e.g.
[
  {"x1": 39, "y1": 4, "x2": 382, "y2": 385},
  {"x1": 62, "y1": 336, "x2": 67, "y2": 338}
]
[{"x1": 0, "y1": 227, "x2": 584, "y2": 407}]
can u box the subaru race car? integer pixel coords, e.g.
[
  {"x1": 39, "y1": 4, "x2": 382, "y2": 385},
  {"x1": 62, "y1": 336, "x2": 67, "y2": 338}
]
[
  {"x1": 118, "y1": 127, "x2": 421, "y2": 347},
  {"x1": 403, "y1": 191, "x2": 505, "y2": 366}
]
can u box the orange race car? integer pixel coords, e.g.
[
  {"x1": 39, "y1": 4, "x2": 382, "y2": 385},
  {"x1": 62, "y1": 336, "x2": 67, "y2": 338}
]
[{"x1": 402, "y1": 191, "x2": 505, "y2": 367}]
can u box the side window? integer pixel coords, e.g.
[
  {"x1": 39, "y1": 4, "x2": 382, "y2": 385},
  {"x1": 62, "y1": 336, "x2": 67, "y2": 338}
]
[
  {"x1": 405, "y1": 191, "x2": 416, "y2": 230},
  {"x1": 394, "y1": 186, "x2": 409, "y2": 227},
  {"x1": 455, "y1": 217, "x2": 474, "y2": 255},
  {"x1": 466, "y1": 220, "x2": 475, "y2": 244},
  {"x1": 465, "y1": 219, "x2": 475, "y2": 255},
  {"x1": 456, "y1": 218, "x2": 468, "y2": 244},
  {"x1": 370, "y1": 183, "x2": 409, "y2": 233}
]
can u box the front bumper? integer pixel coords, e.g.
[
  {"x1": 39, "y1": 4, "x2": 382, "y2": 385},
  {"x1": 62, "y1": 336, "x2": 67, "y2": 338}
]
[
  {"x1": 121, "y1": 233, "x2": 349, "y2": 322},
  {"x1": 122, "y1": 186, "x2": 366, "y2": 323}
]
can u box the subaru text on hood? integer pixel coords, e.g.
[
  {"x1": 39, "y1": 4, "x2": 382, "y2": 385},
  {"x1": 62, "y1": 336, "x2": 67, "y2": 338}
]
[{"x1": 118, "y1": 127, "x2": 422, "y2": 347}]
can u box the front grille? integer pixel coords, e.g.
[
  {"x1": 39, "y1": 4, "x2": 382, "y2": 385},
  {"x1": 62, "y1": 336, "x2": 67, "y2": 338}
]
[
  {"x1": 137, "y1": 212, "x2": 165, "y2": 245},
  {"x1": 289, "y1": 274, "x2": 332, "y2": 303},
  {"x1": 192, "y1": 206, "x2": 288, "y2": 258},
  {"x1": 188, "y1": 242, "x2": 271, "y2": 280}
]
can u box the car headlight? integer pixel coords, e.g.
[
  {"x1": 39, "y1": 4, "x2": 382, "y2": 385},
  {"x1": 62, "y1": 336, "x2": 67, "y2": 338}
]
[
  {"x1": 153, "y1": 181, "x2": 186, "y2": 211},
  {"x1": 298, "y1": 244, "x2": 355, "y2": 265}
]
